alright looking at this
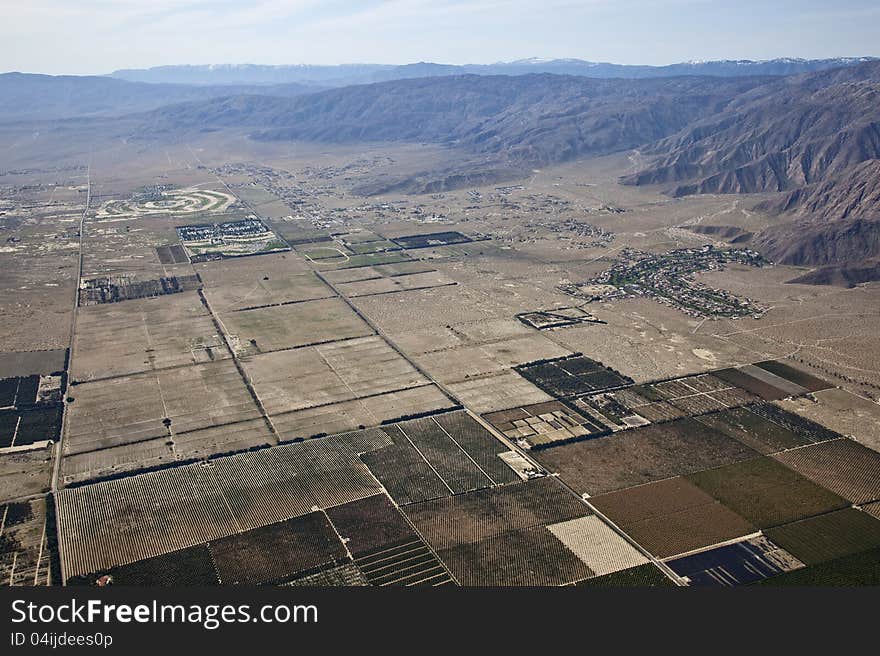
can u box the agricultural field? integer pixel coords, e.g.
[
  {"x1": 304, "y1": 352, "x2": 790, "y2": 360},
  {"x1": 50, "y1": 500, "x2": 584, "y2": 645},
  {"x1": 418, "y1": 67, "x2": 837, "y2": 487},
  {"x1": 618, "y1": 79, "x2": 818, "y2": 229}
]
[
  {"x1": 571, "y1": 370, "x2": 757, "y2": 430},
  {"x1": 0, "y1": 446, "x2": 54, "y2": 502},
  {"x1": 685, "y1": 457, "x2": 850, "y2": 529},
  {"x1": 62, "y1": 358, "x2": 271, "y2": 484},
  {"x1": 403, "y1": 478, "x2": 596, "y2": 585},
  {"x1": 0, "y1": 496, "x2": 54, "y2": 586},
  {"x1": 218, "y1": 297, "x2": 373, "y2": 356},
  {"x1": 0, "y1": 372, "x2": 64, "y2": 449},
  {"x1": 514, "y1": 354, "x2": 633, "y2": 398},
  {"x1": 360, "y1": 410, "x2": 521, "y2": 505},
  {"x1": 534, "y1": 417, "x2": 758, "y2": 495},
  {"x1": 71, "y1": 290, "x2": 228, "y2": 381},
  {"x1": 575, "y1": 563, "x2": 675, "y2": 587},
  {"x1": 198, "y1": 256, "x2": 330, "y2": 312},
  {"x1": 772, "y1": 438, "x2": 880, "y2": 504},
  {"x1": 55, "y1": 432, "x2": 388, "y2": 580},
  {"x1": 764, "y1": 508, "x2": 880, "y2": 566},
  {"x1": 241, "y1": 334, "x2": 453, "y2": 442},
  {"x1": 4, "y1": 132, "x2": 879, "y2": 588},
  {"x1": 777, "y1": 388, "x2": 880, "y2": 452},
  {"x1": 590, "y1": 477, "x2": 758, "y2": 559}
]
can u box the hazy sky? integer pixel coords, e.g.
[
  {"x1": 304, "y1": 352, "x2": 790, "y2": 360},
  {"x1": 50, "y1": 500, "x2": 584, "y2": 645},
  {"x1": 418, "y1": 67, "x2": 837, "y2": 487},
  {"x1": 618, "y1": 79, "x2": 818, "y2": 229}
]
[{"x1": 4, "y1": 0, "x2": 879, "y2": 75}]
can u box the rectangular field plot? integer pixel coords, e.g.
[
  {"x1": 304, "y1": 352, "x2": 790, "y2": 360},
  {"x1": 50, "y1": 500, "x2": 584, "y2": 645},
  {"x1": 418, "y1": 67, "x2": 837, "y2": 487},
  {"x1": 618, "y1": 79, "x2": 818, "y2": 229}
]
[
  {"x1": 245, "y1": 335, "x2": 430, "y2": 416},
  {"x1": 484, "y1": 400, "x2": 608, "y2": 449},
  {"x1": 0, "y1": 446, "x2": 53, "y2": 502},
  {"x1": 362, "y1": 412, "x2": 520, "y2": 504},
  {"x1": 778, "y1": 388, "x2": 880, "y2": 453},
  {"x1": 335, "y1": 269, "x2": 456, "y2": 298},
  {"x1": 361, "y1": 426, "x2": 457, "y2": 506},
  {"x1": 0, "y1": 349, "x2": 66, "y2": 378},
  {"x1": 747, "y1": 403, "x2": 843, "y2": 443},
  {"x1": 737, "y1": 365, "x2": 808, "y2": 397},
  {"x1": 398, "y1": 418, "x2": 493, "y2": 493},
  {"x1": 575, "y1": 563, "x2": 675, "y2": 587},
  {"x1": 57, "y1": 464, "x2": 238, "y2": 579},
  {"x1": 432, "y1": 411, "x2": 522, "y2": 485},
  {"x1": 322, "y1": 260, "x2": 436, "y2": 284},
  {"x1": 757, "y1": 546, "x2": 880, "y2": 586},
  {"x1": 753, "y1": 360, "x2": 831, "y2": 392},
  {"x1": 218, "y1": 297, "x2": 373, "y2": 356},
  {"x1": 590, "y1": 477, "x2": 757, "y2": 559},
  {"x1": 60, "y1": 438, "x2": 178, "y2": 487},
  {"x1": 195, "y1": 249, "x2": 311, "y2": 282},
  {"x1": 0, "y1": 497, "x2": 53, "y2": 586},
  {"x1": 533, "y1": 417, "x2": 758, "y2": 496},
  {"x1": 712, "y1": 367, "x2": 789, "y2": 401},
  {"x1": 447, "y1": 370, "x2": 553, "y2": 414},
  {"x1": 437, "y1": 525, "x2": 593, "y2": 586},
  {"x1": 202, "y1": 269, "x2": 333, "y2": 313},
  {"x1": 404, "y1": 478, "x2": 588, "y2": 551},
  {"x1": 391, "y1": 231, "x2": 474, "y2": 250},
  {"x1": 665, "y1": 535, "x2": 803, "y2": 586},
  {"x1": 270, "y1": 384, "x2": 453, "y2": 441},
  {"x1": 155, "y1": 244, "x2": 189, "y2": 265},
  {"x1": 772, "y1": 438, "x2": 880, "y2": 504},
  {"x1": 266, "y1": 218, "x2": 332, "y2": 246},
  {"x1": 414, "y1": 334, "x2": 571, "y2": 385},
  {"x1": 64, "y1": 360, "x2": 266, "y2": 456},
  {"x1": 514, "y1": 355, "x2": 633, "y2": 398},
  {"x1": 0, "y1": 374, "x2": 39, "y2": 408},
  {"x1": 309, "y1": 251, "x2": 413, "y2": 271},
  {"x1": 764, "y1": 508, "x2": 880, "y2": 566},
  {"x1": 287, "y1": 563, "x2": 370, "y2": 587},
  {"x1": 693, "y1": 407, "x2": 812, "y2": 454},
  {"x1": 208, "y1": 435, "x2": 387, "y2": 531},
  {"x1": 326, "y1": 494, "x2": 418, "y2": 558},
  {"x1": 71, "y1": 291, "x2": 228, "y2": 381},
  {"x1": 712, "y1": 366, "x2": 799, "y2": 401},
  {"x1": 547, "y1": 516, "x2": 649, "y2": 577},
  {"x1": 354, "y1": 538, "x2": 454, "y2": 586},
  {"x1": 0, "y1": 372, "x2": 63, "y2": 450},
  {"x1": 67, "y1": 545, "x2": 220, "y2": 587},
  {"x1": 56, "y1": 434, "x2": 385, "y2": 579},
  {"x1": 210, "y1": 513, "x2": 347, "y2": 585},
  {"x1": 360, "y1": 411, "x2": 518, "y2": 505},
  {"x1": 0, "y1": 405, "x2": 63, "y2": 449},
  {"x1": 686, "y1": 457, "x2": 850, "y2": 530}
]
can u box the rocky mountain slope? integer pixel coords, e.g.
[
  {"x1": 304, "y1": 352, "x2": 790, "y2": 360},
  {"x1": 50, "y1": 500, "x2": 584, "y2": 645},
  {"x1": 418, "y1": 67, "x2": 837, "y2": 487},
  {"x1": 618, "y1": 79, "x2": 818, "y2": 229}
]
[
  {"x1": 138, "y1": 73, "x2": 768, "y2": 171},
  {"x1": 621, "y1": 61, "x2": 880, "y2": 197},
  {"x1": 756, "y1": 159, "x2": 880, "y2": 222},
  {"x1": 621, "y1": 62, "x2": 880, "y2": 280}
]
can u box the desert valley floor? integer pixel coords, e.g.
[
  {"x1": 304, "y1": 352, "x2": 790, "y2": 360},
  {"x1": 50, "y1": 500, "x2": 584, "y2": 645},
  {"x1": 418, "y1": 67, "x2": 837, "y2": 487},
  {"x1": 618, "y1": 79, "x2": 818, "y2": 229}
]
[{"x1": 2, "y1": 133, "x2": 879, "y2": 587}]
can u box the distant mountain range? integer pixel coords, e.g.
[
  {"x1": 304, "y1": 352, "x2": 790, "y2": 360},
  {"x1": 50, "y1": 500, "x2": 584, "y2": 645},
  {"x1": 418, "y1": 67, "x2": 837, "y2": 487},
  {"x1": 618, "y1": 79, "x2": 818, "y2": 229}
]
[
  {"x1": 129, "y1": 60, "x2": 880, "y2": 280},
  {"x1": 3, "y1": 57, "x2": 878, "y2": 284},
  {"x1": 138, "y1": 73, "x2": 767, "y2": 163},
  {"x1": 108, "y1": 58, "x2": 878, "y2": 86},
  {"x1": 0, "y1": 72, "x2": 314, "y2": 121}
]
